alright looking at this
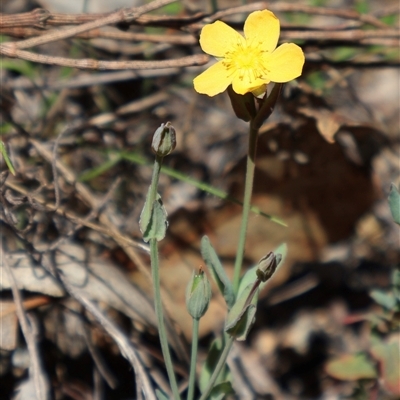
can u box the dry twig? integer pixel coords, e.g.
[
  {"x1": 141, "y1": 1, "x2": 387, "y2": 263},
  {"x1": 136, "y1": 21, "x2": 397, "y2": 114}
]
[{"x1": 3, "y1": 254, "x2": 50, "y2": 400}]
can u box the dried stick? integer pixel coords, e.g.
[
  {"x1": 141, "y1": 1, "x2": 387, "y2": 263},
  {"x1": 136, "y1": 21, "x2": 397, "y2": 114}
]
[
  {"x1": 5, "y1": 0, "x2": 177, "y2": 49},
  {"x1": 5, "y1": 178, "x2": 149, "y2": 253},
  {"x1": 0, "y1": 46, "x2": 209, "y2": 70},
  {"x1": 3, "y1": 253, "x2": 50, "y2": 400},
  {"x1": 45, "y1": 255, "x2": 157, "y2": 400}
]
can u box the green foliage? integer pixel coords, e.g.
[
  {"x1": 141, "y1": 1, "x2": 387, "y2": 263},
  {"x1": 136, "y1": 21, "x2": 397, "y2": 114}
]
[
  {"x1": 0, "y1": 123, "x2": 13, "y2": 136},
  {"x1": 326, "y1": 265, "x2": 400, "y2": 396},
  {"x1": 331, "y1": 46, "x2": 359, "y2": 62},
  {"x1": 370, "y1": 341, "x2": 400, "y2": 395},
  {"x1": 306, "y1": 71, "x2": 328, "y2": 92},
  {"x1": 225, "y1": 282, "x2": 258, "y2": 341},
  {"x1": 201, "y1": 236, "x2": 235, "y2": 309},
  {"x1": 1, "y1": 59, "x2": 37, "y2": 79},
  {"x1": 208, "y1": 382, "x2": 235, "y2": 400},
  {"x1": 355, "y1": 0, "x2": 369, "y2": 15},
  {"x1": 79, "y1": 152, "x2": 122, "y2": 181},
  {"x1": 325, "y1": 353, "x2": 377, "y2": 380},
  {"x1": 155, "y1": 389, "x2": 169, "y2": 400},
  {"x1": 0, "y1": 141, "x2": 16, "y2": 175},
  {"x1": 388, "y1": 183, "x2": 400, "y2": 225},
  {"x1": 380, "y1": 14, "x2": 398, "y2": 26},
  {"x1": 140, "y1": 195, "x2": 168, "y2": 242},
  {"x1": 199, "y1": 337, "x2": 232, "y2": 395}
]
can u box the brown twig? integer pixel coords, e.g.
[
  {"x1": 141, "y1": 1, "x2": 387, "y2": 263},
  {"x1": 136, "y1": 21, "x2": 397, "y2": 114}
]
[
  {"x1": 3, "y1": 0, "x2": 177, "y2": 49},
  {"x1": 3, "y1": 253, "x2": 50, "y2": 400},
  {"x1": 48, "y1": 261, "x2": 157, "y2": 400},
  {"x1": 4, "y1": 68, "x2": 185, "y2": 90},
  {"x1": 280, "y1": 28, "x2": 400, "y2": 46},
  {"x1": 0, "y1": 1, "x2": 397, "y2": 71},
  {"x1": 4, "y1": 179, "x2": 150, "y2": 254},
  {"x1": 0, "y1": 45, "x2": 209, "y2": 70}
]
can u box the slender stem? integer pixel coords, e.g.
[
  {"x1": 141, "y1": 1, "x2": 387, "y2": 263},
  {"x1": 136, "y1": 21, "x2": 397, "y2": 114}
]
[
  {"x1": 148, "y1": 154, "x2": 181, "y2": 400},
  {"x1": 210, "y1": 0, "x2": 218, "y2": 13},
  {"x1": 149, "y1": 155, "x2": 162, "y2": 205},
  {"x1": 198, "y1": 335, "x2": 234, "y2": 400},
  {"x1": 187, "y1": 318, "x2": 200, "y2": 400},
  {"x1": 150, "y1": 237, "x2": 181, "y2": 400},
  {"x1": 232, "y1": 122, "x2": 259, "y2": 294}
]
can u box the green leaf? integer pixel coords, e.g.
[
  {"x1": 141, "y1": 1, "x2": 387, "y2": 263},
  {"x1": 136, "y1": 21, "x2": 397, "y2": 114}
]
[
  {"x1": 139, "y1": 187, "x2": 153, "y2": 235},
  {"x1": 201, "y1": 236, "x2": 235, "y2": 309},
  {"x1": 199, "y1": 337, "x2": 231, "y2": 394},
  {"x1": 140, "y1": 197, "x2": 168, "y2": 242},
  {"x1": 393, "y1": 269, "x2": 400, "y2": 284},
  {"x1": 208, "y1": 381, "x2": 235, "y2": 400},
  {"x1": 388, "y1": 183, "x2": 400, "y2": 225},
  {"x1": 369, "y1": 289, "x2": 396, "y2": 310},
  {"x1": 325, "y1": 353, "x2": 377, "y2": 380},
  {"x1": 155, "y1": 389, "x2": 169, "y2": 400},
  {"x1": 0, "y1": 141, "x2": 16, "y2": 175},
  {"x1": 370, "y1": 342, "x2": 400, "y2": 396},
  {"x1": 225, "y1": 282, "x2": 258, "y2": 341}
]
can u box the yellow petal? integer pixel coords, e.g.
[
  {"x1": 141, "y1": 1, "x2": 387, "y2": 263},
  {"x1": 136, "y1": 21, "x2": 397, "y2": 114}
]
[
  {"x1": 265, "y1": 43, "x2": 305, "y2": 82},
  {"x1": 244, "y1": 10, "x2": 280, "y2": 53},
  {"x1": 199, "y1": 21, "x2": 245, "y2": 58},
  {"x1": 232, "y1": 72, "x2": 268, "y2": 95},
  {"x1": 193, "y1": 61, "x2": 232, "y2": 96}
]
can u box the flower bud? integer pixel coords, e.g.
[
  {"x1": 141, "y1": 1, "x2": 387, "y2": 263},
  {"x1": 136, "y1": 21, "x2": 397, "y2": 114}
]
[
  {"x1": 256, "y1": 252, "x2": 282, "y2": 282},
  {"x1": 186, "y1": 267, "x2": 211, "y2": 320},
  {"x1": 151, "y1": 122, "x2": 176, "y2": 157}
]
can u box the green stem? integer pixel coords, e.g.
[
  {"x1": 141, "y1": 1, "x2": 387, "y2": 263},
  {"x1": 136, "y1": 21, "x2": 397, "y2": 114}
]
[
  {"x1": 210, "y1": 0, "x2": 218, "y2": 13},
  {"x1": 148, "y1": 155, "x2": 181, "y2": 400},
  {"x1": 232, "y1": 122, "x2": 259, "y2": 294},
  {"x1": 198, "y1": 335, "x2": 234, "y2": 400},
  {"x1": 148, "y1": 155, "x2": 163, "y2": 206},
  {"x1": 150, "y1": 237, "x2": 181, "y2": 400},
  {"x1": 187, "y1": 318, "x2": 199, "y2": 400}
]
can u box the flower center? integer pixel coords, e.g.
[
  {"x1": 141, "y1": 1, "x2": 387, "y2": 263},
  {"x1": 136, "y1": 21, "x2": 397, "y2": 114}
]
[{"x1": 223, "y1": 41, "x2": 269, "y2": 83}]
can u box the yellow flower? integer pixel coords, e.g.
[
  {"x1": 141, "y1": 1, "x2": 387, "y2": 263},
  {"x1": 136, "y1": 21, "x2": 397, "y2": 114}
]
[{"x1": 193, "y1": 10, "x2": 305, "y2": 97}]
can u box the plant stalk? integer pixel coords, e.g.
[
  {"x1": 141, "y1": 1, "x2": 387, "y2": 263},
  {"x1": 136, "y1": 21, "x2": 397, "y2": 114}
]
[
  {"x1": 187, "y1": 318, "x2": 199, "y2": 400},
  {"x1": 232, "y1": 122, "x2": 259, "y2": 294},
  {"x1": 149, "y1": 155, "x2": 181, "y2": 400},
  {"x1": 198, "y1": 335, "x2": 234, "y2": 400}
]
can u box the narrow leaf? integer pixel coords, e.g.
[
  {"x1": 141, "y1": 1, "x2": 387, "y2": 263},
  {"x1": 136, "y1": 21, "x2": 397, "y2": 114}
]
[
  {"x1": 155, "y1": 389, "x2": 169, "y2": 400},
  {"x1": 201, "y1": 236, "x2": 235, "y2": 309},
  {"x1": 208, "y1": 381, "x2": 235, "y2": 400},
  {"x1": 225, "y1": 282, "x2": 258, "y2": 340},
  {"x1": 141, "y1": 198, "x2": 168, "y2": 242},
  {"x1": 199, "y1": 337, "x2": 231, "y2": 394},
  {"x1": 0, "y1": 141, "x2": 16, "y2": 175},
  {"x1": 388, "y1": 183, "x2": 400, "y2": 225}
]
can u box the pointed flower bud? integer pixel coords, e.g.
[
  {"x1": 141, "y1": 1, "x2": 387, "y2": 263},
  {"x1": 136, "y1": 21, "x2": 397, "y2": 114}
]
[
  {"x1": 151, "y1": 122, "x2": 176, "y2": 157},
  {"x1": 186, "y1": 267, "x2": 211, "y2": 320},
  {"x1": 256, "y1": 252, "x2": 282, "y2": 282}
]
